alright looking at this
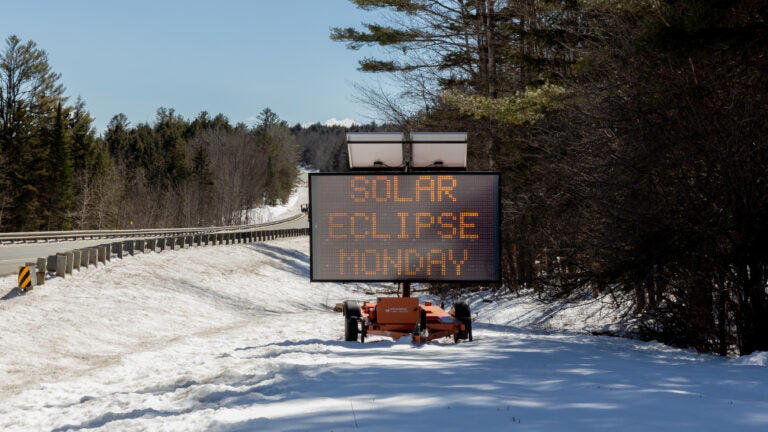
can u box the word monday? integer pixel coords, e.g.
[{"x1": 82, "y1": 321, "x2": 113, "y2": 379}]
[{"x1": 310, "y1": 173, "x2": 500, "y2": 282}]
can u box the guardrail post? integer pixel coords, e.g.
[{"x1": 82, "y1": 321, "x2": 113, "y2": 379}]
[
  {"x1": 71, "y1": 250, "x2": 81, "y2": 271},
  {"x1": 168, "y1": 236, "x2": 176, "y2": 250},
  {"x1": 112, "y1": 242, "x2": 123, "y2": 259},
  {"x1": 175, "y1": 236, "x2": 183, "y2": 248},
  {"x1": 98, "y1": 245, "x2": 107, "y2": 264},
  {"x1": 147, "y1": 238, "x2": 157, "y2": 252},
  {"x1": 158, "y1": 237, "x2": 166, "y2": 251},
  {"x1": 89, "y1": 248, "x2": 98, "y2": 267},
  {"x1": 56, "y1": 253, "x2": 67, "y2": 278},
  {"x1": 65, "y1": 251, "x2": 74, "y2": 274},
  {"x1": 77, "y1": 249, "x2": 86, "y2": 268},
  {"x1": 104, "y1": 243, "x2": 111, "y2": 261},
  {"x1": 36, "y1": 258, "x2": 46, "y2": 285},
  {"x1": 136, "y1": 240, "x2": 145, "y2": 254},
  {"x1": 125, "y1": 240, "x2": 134, "y2": 256}
]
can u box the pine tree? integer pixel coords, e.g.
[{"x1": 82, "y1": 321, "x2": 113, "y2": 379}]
[
  {"x1": 0, "y1": 35, "x2": 66, "y2": 230},
  {"x1": 44, "y1": 104, "x2": 75, "y2": 229}
]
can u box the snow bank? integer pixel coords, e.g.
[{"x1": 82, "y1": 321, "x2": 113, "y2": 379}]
[
  {"x1": 446, "y1": 288, "x2": 636, "y2": 336},
  {"x1": 734, "y1": 351, "x2": 767, "y2": 366}
]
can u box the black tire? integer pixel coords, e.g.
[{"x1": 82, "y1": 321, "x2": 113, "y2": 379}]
[
  {"x1": 419, "y1": 308, "x2": 427, "y2": 332},
  {"x1": 345, "y1": 317, "x2": 359, "y2": 341},
  {"x1": 343, "y1": 301, "x2": 361, "y2": 342},
  {"x1": 360, "y1": 324, "x2": 367, "y2": 343},
  {"x1": 452, "y1": 301, "x2": 472, "y2": 342},
  {"x1": 343, "y1": 300, "x2": 360, "y2": 318}
]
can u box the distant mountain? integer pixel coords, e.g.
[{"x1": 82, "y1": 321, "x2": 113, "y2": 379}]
[{"x1": 300, "y1": 118, "x2": 359, "y2": 128}]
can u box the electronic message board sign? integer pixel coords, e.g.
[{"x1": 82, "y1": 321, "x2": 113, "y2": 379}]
[{"x1": 310, "y1": 173, "x2": 500, "y2": 282}]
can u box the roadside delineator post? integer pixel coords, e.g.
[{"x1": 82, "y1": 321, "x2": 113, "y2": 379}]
[{"x1": 18, "y1": 265, "x2": 33, "y2": 291}]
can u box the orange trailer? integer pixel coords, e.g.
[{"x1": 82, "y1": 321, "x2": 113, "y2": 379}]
[{"x1": 342, "y1": 287, "x2": 472, "y2": 343}]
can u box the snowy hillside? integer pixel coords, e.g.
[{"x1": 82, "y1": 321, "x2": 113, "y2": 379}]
[{"x1": 0, "y1": 237, "x2": 766, "y2": 431}]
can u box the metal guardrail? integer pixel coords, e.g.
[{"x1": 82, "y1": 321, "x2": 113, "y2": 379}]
[
  {"x1": 0, "y1": 213, "x2": 305, "y2": 244},
  {"x1": 14, "y1": 226, "x2": 311, "y2": 292}
]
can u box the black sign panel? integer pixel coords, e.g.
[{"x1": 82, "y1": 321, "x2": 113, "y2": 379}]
[{"x1": 310, "y1": 173, "x2": 500, "y2": 282}]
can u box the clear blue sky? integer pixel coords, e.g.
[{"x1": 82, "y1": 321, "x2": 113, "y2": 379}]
[{"x1": 0, "y1": 0, "x2": 385, "y2": 132}]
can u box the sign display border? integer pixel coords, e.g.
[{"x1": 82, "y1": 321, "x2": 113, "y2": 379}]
[{"x1": 309, "y1": 171, "x2": 502, "y2": 283}]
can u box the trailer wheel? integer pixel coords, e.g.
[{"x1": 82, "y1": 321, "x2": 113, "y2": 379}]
[
  {"x1": 343, "y1": 300, "x2": 360, "y2": 318},
  {"x1": 343, "y1": 301, "x2": 361, "y2": 342},
  {"x1": 452, "y1": 301, "x2": 472, "y2": 342}
]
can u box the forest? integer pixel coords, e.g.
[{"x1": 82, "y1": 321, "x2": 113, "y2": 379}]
[{"x1": 330, "y1": 0, "x2": 768, "y2": 356}]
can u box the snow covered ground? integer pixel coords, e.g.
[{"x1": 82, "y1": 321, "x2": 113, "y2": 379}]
[{"x1": 0, "y1": 237, "x2": 765, "y2": 431}]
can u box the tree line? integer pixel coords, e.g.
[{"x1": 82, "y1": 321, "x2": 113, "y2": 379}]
[
  {"x1": 292, "y1": 122, "x2": 386, "y2": 172},
  {"x1": 0, "y1": 35, "x2": 300, "y2": 232},
  {"x1": 333, "y1": 0, "x2": 768, "y2": 355}
]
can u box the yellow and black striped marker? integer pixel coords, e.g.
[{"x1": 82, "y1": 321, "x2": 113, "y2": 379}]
[{"x1": 18, "y1": 266, "x2": 32, "y2": 291}]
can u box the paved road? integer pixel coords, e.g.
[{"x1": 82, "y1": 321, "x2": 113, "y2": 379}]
[{"x1": 0, "y1": 214, "x2": 308, "y2": 277}]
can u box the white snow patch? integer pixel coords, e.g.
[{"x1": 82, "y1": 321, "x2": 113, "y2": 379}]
[
  {"x1": 734, "y1": 351, "x2": 767, "y2": 366},
  {"x1": 456, "y1": 288, "x2": 636, "y2": 336}
]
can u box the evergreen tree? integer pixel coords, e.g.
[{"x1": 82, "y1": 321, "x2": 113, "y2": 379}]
[
  {"x1": 0, "y1": 35, "x2": 66, "y2": 231},
  {"x1": 44, "y1": 103, "x2": 75, "y2": 229}
]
